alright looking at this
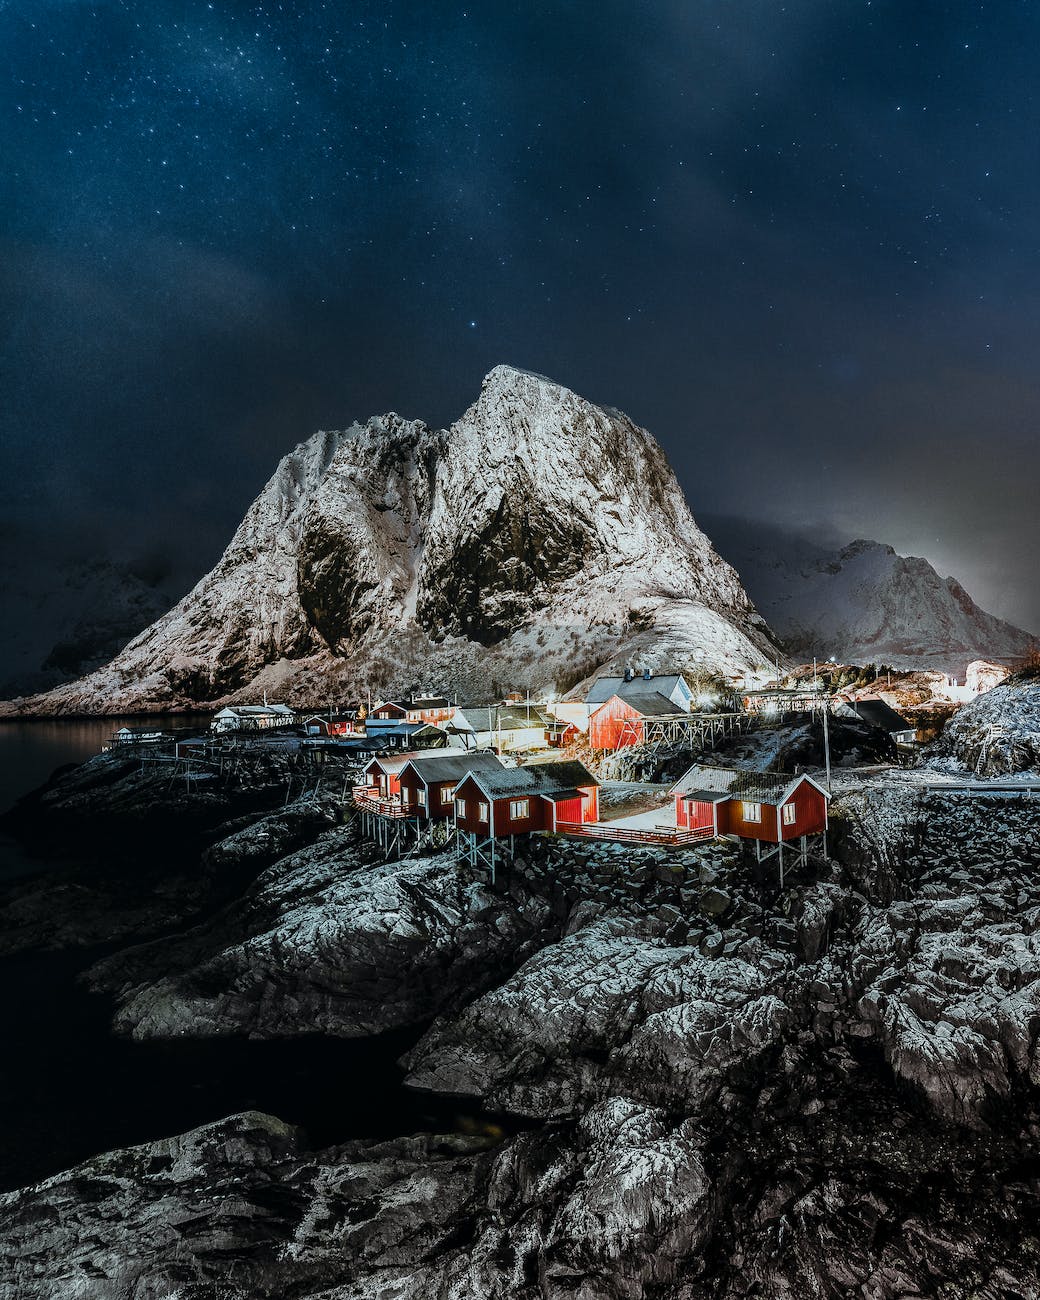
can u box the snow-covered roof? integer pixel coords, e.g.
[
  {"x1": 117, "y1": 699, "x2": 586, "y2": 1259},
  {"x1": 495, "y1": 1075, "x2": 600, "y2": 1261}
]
[
  {"x1": 590, "y1": 688, "x2": 687, "y2": 719},
  {"x1": 400, "y1": 753, "x2": 504, "y2": 785},
  {"x1": 365, "y1": 749, "x2": 460, "y2": 777},
  {"x1": 462, "y1": 759, "x2": 599, "y2": 800},
  {"x1": 453, "y1": 704, "x2": 550, "y2": 732},
  {"x1": 669, "y1": 763, "x2": 829, "y2": 804},
  {"x1": 214, "y1": 704, "x2": 294, "y2": 718},
  {"x1": 586, "y1": 674, "x2": 688, "y2": 706}
]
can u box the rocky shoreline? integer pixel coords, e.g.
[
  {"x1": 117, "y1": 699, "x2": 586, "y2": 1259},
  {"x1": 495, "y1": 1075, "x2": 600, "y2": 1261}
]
[{"x1": 2, "y1": 737, "x2": 1040, "y2": 1297}]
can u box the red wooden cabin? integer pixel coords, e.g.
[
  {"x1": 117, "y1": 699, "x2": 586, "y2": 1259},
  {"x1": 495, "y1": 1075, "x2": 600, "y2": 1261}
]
[
  {"x1": 362, "y1": 749, "x2": 460, "y2": 798},
  {"x1": 588, "y1": 692, "x2": 686, "y2": 750},
  {"x1": 370, "y1": 700, "x2": 409, "y2": 721},
  {"x1": 454, "y1": 760, "x2": 600, "y2": 838},
  {"x1": 670, "y1": 765, "x2": 829, "y2": 842},
  {"x1": 398, "y1": 753, "x2": 504, "y2": 821}
]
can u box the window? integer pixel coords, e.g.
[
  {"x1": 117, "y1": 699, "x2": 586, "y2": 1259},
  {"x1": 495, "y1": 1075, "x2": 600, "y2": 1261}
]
[
  {"x1": 742, "y1": 801, "x2": 762, "y2": 823},
  {"x1": 478, "y1": 801, "x2": 489, "y2": 823},
  {"x1": 401, "y1": 786, "x2": 412, "y2": 805},
  {"x1": 782, "y1": 802, "x2": 797, "y2": 826},
  {"x1": 417, "y1": 788, "x2": 427, "y2": 808},
  {"x1": 455, "y1": 797, "x2": 466, "y2": 817},
  {"x1": 441, "y1": 784, "x2": 455, "y2": 804},
  {"x1": 509, "y1": 798, "x2": 530, "y2": 820}
]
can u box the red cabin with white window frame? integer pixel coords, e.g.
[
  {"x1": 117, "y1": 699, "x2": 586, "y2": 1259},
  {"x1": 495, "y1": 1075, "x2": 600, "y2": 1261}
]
[
  {"x1": 361, "y1": 749, "x2": 461, "y2": 799},
  {"x1": 453, "y1": 760, "x2": 600, "y2": 838},
  {"x1": 670, "y1": 765, "x2": 829, "y2": 843},
  {"x1": 397, "y1": 753, "x2": 504, "y2": 821}
]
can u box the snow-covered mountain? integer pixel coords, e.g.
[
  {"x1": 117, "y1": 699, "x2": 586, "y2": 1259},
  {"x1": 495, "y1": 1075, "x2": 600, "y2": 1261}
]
[
  {"x1": 2, "y1": 367, "x2": 778, "y2": 714},
  {"x1": 704, "y1": 517, "x2": 1036, "y2": 672}
]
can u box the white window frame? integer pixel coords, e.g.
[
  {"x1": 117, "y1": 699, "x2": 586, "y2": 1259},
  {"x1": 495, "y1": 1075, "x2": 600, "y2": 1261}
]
[
  {"x1": 782, "y1": 802, "x2": 797, "y2": 826},
  {"x1": 455, "y1": 797, "x2": 466, "y2": 817},
  {"x1": 478, "y1": 801, "x2": 489, "y2": 823},
  {"x1": 509, "y1": 798, "x2": 530, "y2": 820},
  {"x1": 440, "y1": 784, "x2": 455, "y2": 804},
  {"x1": 742, "y1": 801, "x2": 762, "y2": 823},
  {"x1": 417, "y1": 788, "x2": 427, "y2": 808},
  {"x1": 401, "y1": 785, "x2": 412, "y2": 805}
]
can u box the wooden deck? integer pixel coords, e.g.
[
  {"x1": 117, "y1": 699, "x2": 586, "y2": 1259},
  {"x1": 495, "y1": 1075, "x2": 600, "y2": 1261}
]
[
  {"x1": 553, "y1": 820, "x2": 715, "y2": 846},
  {"x1": 351, "y1": 786, "x2": 413, "y2": 818}
]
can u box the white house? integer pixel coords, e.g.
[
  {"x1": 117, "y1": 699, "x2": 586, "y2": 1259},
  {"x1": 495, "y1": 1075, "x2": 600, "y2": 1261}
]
[{"x1": 211, "y1": 704, "x2": 296, "y2": 734}]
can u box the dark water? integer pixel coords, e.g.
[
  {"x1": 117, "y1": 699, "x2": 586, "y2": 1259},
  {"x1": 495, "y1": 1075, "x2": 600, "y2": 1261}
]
[
  {"x1": 0, "y1": 716, "x2": 502, "y2": 1190},
  {"x1": 0, "y1": 715, "x2": 206, "y2": 880}
]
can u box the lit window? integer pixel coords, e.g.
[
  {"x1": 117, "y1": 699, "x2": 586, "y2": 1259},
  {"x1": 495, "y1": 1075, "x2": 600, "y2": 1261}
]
[
  {"x1": 441, "y1": 785, "x2": 455, "y2": 804},
  {"x1": 478, "y1": 801, "x2": 489, "y2": 823},
  {"x1": 782, "y1": 803, "x2": 797, "y2": 825},
  {"x1": 509, "y1": 798, "x2": 530, "y2": 820},
  {"x1": 455, "y1": 798, "x2": 466, "y2": 817},
  {"x1": 742, "y1": 801, "x2": 762, "y2": 823}
]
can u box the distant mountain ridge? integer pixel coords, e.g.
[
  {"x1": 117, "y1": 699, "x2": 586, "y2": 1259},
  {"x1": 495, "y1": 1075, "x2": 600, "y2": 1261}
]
[
  {"x1": 0, "y1": 559, "x2": 182, "y2": 699},
  {"x1": 1, "y1": 367, "x2": 778, "y2": 715},
  {"x1": 705, "y1": 518, "x2": 1036, "y2": 672}
]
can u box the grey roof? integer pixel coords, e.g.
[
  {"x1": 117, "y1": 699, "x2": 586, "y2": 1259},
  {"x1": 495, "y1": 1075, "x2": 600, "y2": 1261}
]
[
  {"x1": 401, "y1": 753, "x2": 504, "y2": 784},
  {"x1": 463, "y1": 759, "x2": 599, "y2": 800},
  {"x1": 586, "y1": 674, "x2": 687, "y2": 706},
  {"x1": 411, "y1": 696, "x2": 451, "y2": 709},
  {"x1": 848, "y1": 699, "x2": 914, "y2": 733},
  {"x1": 677, "y1": 788, "x2": 730, "y2": 804},
  {"x1": 587, "y1": 684, "x2": 687, "y2": 718},
  {"x1": 454, "y1": 704, "x2": 550, "y2": 732},
  {"x1": 670, "y1": 763, "x2": 827, "y2": 805},
  {"x1": 366, "y1": 749, "x2": 461, "y2": 777}
]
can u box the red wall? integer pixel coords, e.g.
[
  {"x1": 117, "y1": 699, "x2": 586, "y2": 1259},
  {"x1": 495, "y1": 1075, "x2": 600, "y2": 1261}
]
[
  {"x1": 398, "y1": 769, "x2": 458, "y2": 819},
  {"x1": 675, "y1": 797, "x2": 715, "y2": 831},
  {"x1": 454, "y1": 776, "x2": 550, "y2": 834},
  {"x1": 778, "y1": 783, "x2": 828, "y2": 839},
  {"x1": 715, "y1": 782, "x2": 828, "y2": 842},
  {"x1": 588, "y1": 696, "x2": 645, "y2": 750}
]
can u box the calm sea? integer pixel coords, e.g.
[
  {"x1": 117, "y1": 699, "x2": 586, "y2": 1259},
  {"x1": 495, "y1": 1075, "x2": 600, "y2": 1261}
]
[{"x1": 0, "y1": 715, "x2": 207, "y2": 879}]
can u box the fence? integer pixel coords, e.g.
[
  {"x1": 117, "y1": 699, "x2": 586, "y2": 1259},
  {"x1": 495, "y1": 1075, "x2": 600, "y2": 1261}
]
[{"x1": 554, "y1": 820, "x2": 715, "y2": 847}]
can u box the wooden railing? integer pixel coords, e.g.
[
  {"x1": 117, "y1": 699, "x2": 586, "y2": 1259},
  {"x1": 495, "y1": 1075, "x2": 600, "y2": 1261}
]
[
  {"x1": 351, "y1": 787, "x2": 415, "y2": 819},
  {"x1": 553, "y1": 820, "x2": 715, "y2": 846}
]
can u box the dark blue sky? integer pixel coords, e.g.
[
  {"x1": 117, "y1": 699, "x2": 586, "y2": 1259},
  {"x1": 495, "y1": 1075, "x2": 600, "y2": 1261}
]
[{"x1": 2, "y1": 1, "x2": 1039, "y2": 627}]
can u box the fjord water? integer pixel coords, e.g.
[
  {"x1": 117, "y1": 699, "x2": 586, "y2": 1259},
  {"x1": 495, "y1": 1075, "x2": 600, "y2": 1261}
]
[{"x1": 0, "y1": 715, "x2": 204, "y2": 879}]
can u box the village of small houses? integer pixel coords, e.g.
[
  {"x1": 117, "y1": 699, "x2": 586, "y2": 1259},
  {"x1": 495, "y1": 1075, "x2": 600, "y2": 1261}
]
[{"x1": 103, "y1": 654, "x2": 1030, "y2": 906}]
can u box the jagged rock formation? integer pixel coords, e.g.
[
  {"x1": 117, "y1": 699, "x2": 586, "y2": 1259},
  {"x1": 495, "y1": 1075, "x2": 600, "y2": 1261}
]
[
  {"x1": 705, "y1": 517, "x2": 1036, "y2": 671},
  {"x1": 2, "y1": 368, "x2": 777, "y2": 715},
  {"x1": 931, "y1": 678, "x2": 1040, "y2": 776},
  {"x1": 5, "y1": 748, "x2": 1040, "y2": 1296}
]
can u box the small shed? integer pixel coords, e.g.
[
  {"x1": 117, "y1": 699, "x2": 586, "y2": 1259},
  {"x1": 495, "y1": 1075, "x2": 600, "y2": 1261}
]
[{"x1": 845, "y1": 699, "x2": 917, "y2": 747}]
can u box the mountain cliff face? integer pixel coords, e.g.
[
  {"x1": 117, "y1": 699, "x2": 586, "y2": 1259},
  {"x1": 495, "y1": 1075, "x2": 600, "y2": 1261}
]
[
  {"x1": 705, "y1": 519, "x2": 1035, "y2": 672},
  {"x1": 4, "y1": 368, "x2": 776, "y2": 714}
]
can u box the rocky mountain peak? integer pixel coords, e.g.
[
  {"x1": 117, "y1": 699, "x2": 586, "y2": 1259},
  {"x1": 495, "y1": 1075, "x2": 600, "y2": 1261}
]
[{"x1": 2, "y1": 369, "x2": 777, "y2": 714}]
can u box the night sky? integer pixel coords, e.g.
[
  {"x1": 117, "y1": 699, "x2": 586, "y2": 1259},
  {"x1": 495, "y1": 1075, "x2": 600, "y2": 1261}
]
[{"x1": 3, "y1": 1, "x2": 1039, "y2": 629}]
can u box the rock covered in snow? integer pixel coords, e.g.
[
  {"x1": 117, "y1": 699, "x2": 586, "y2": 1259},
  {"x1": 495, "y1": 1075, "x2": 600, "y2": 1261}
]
[
  {"x1": 3, "y1": 366, "x2": 777, "y2": 715},
  {"x1": 706, "y1": 518, "x2": 1036, "y2": 671},
  {"x1": 932, "y1": 678, "x2": 1040, "y2": 776},
  {"x1": 84, "y1": 836, "x2": 558, "y2": 1040}
]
